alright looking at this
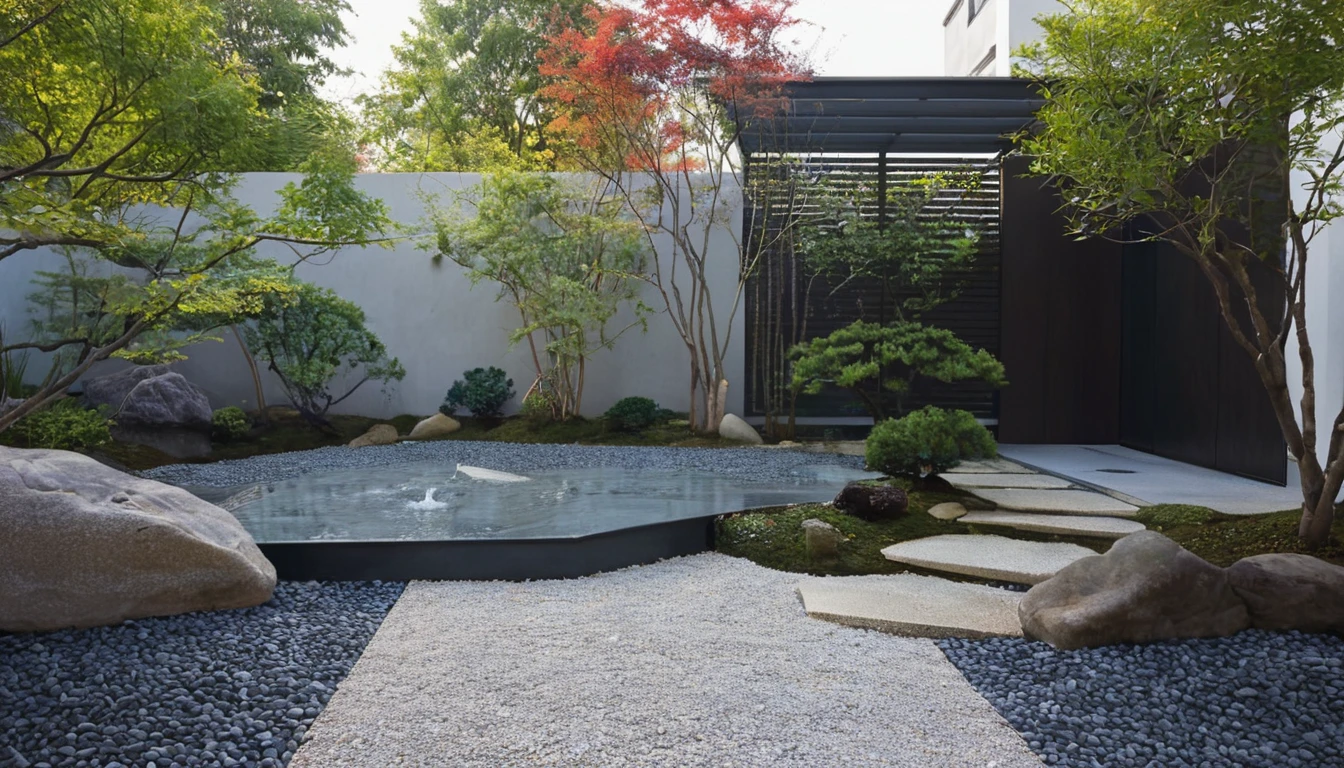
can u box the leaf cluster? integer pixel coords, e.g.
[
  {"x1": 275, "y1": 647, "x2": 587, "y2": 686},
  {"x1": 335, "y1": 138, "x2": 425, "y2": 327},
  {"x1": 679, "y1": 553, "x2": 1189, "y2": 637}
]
[
  {"x1": 864, "y1": 406, "x2": 997, "y2": 478},
  {"x1": 442, "y1": 366, "x2": 514, "y2": 419}
]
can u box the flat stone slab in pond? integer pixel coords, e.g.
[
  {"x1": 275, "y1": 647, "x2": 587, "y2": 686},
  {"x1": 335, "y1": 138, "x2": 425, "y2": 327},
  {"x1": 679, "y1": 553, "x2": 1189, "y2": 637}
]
[
  {"x1": 797, "y1": 573, "x2": 1023, "y2": 639},
  {"x1": 971, "y1": 488, "x2": 1140, "y2": 517},
  {"x1": 948, "y1": 457, "x2": 1034, "y2": 474},
  {"x1": 959, "y1": 511, "x2": 1146, "y2": 539},
  {"x1": 943, "y1": 472, "x2": 1072, "y2": 489},
  {"x1": 882, "y1": 535, "x2": 1099, "y2": 585}
]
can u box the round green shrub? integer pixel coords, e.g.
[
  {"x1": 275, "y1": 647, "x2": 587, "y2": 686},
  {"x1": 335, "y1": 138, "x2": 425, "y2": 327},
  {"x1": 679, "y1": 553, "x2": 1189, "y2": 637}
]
[
  {"x1": 441, "y1": 367, "x2": 515, "y2": 419},
  {"x1": 0, "y1": 399, "x2": 112, "y2": 451},
  {"x1": 211, "y1": 406, "x2": 251, "y2": 442},
  {"x1": 865, "y1": 406, "x2": 997, "y2": 478},
  {"x1": 603, "y1": 396, "x2": 662, "y2": 432}
]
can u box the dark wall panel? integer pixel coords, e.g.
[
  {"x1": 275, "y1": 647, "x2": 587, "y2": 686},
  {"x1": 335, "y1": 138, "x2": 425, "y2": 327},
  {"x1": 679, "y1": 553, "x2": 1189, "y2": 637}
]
[{"x1": 999, "y1": 157, "x2": 1122, "y2": 444}]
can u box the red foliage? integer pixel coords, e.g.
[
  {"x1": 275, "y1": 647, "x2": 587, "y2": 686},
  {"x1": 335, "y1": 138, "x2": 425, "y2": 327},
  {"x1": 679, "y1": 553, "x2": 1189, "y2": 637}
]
[{"x1": 539, "y1": 0, "x2": 810, "y2": 171}]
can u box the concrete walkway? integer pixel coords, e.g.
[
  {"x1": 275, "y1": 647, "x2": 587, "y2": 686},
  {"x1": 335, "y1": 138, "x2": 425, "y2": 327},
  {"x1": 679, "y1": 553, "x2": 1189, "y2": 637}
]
[
  {"x1": 998, "y1": 444, "x2": 1303, "y2": 515},
  {"x1": 797, "y1": 573, "x2": 1024, "y2": 639},
  {"x1": 291, "y1": 554, "x2": 1043, "y2": 768}
]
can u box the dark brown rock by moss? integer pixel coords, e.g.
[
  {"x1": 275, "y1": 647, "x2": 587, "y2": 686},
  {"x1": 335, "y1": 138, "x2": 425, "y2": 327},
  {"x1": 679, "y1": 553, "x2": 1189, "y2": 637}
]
[{"x1": 833, "y1": 482, "x2": 909, "y2": 521}]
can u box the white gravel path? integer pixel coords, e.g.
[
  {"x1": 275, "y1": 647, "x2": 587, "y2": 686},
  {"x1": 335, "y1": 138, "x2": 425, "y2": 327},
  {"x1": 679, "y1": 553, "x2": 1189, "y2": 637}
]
[{"x1": 291, "y1": 554, "x2": 1042, "y2": 768}]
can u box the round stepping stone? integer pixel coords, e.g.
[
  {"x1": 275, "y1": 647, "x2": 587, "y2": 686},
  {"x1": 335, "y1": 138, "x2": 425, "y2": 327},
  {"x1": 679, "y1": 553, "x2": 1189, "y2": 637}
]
[
  {"x1": 970, "y1": 489, "x2": 1140, "y2": 517},
  {"x1": 881, "y1": 534, "x2": 1099, "y2": 585},
  {"x1": 927, "y1": 502, "x2": 968, "y2": 520},
  {"x1": 959, "y1": 511, "x2": 1145, "y2": 539},
  {"x1": 797, "y1": 573, "x2": 1023, "y2": 639}
]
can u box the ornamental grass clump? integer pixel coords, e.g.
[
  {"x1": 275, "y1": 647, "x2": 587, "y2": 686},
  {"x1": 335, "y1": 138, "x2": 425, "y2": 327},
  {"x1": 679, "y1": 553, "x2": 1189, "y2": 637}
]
[{"x1": 865, "y1": 406, "x2": 996, "y2": 479}]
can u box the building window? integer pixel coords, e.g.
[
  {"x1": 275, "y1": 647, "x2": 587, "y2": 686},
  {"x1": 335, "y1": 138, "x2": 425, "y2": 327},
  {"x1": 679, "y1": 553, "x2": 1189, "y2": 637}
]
[
  {"x1": 968, "y1": 0, "x2": 988, "y2": 23},
  {"x1": 970, "y1": 45, "x2": 997, "y2": 76}
]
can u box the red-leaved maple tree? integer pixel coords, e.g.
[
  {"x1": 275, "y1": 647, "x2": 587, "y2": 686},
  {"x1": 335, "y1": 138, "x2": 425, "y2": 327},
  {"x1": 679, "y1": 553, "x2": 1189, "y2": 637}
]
[{"x1": 540, "y1": 0, "x2": 810, "y2": 432}]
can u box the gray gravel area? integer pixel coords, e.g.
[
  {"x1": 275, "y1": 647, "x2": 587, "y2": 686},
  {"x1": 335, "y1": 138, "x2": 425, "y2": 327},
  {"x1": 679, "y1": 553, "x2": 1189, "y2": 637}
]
[
  {"x1": 1, "y1": 582, "x2": 403, "y2": 768},
  {"x1": 940, "y1": 632, "x2": 1344, "y2": 767},
  {"x1": 140, "y1": 441, "x2": 865, "y2": 488},
  {"x1": 290, "y1": 553, "x2": 1042, "y2": 768}
]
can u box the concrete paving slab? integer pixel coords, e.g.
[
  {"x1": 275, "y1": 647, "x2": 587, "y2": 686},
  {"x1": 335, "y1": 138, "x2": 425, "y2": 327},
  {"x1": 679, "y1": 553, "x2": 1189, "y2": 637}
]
[
  {"x1": 959, "y1": 511, "x2": 1146, "y2": 539},
  {"x1": 999, "y1": 444, "x2": 1309, "y2": 515},
  {"x1": 949, "y1": 457, "x2": 1034, "y2": 474},
  {"x1": 881, "y1": 534, "x2": 1099, "y2": 585},
  {"x1": 972, "y1": 488, "x2": 1140, "y2": 517},
  {"x1": 944, "y1": 472, "x2": 1072, "y2": 489},
  {"x1": 797, "y1": 573, "x2": 1023, "y2": 639}
]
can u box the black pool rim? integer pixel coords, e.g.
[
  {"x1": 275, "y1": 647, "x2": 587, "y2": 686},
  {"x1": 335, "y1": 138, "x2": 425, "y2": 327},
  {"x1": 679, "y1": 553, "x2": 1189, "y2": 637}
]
[{"x1": 259, "y1": 513, "x2": 719, "y2": 581}]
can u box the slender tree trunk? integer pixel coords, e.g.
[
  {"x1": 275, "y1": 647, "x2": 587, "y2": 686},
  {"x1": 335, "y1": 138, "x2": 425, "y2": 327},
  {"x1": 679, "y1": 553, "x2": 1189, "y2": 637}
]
[{"x1": 232, "y1": 325, "x2": 268, "y2": 423}]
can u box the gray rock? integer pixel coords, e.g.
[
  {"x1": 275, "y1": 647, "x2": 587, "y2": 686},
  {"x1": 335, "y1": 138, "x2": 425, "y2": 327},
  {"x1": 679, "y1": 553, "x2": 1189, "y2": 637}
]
[
  {"x1": 349, "y1": 424, "x2": 399, "y2": 448},
  {"x1": 717, "y1": 413, "x2": 763, "y2": 444},
  {"x1": 82, "y1": 364, "x2": 172, "y2": 411},
  {"x1": 0, "y1": 396, "x2": 24, "y2": 416},
  {"x1": 407, "y1": 413, "x2": 460, "y2": 440},
  {"x1": 1227, "y1": 553, "x2": 1344, "y2": 634},
  {"x1": 927, "y1": 502, "x2": 968, "y2": 520},
  {"x1": 1019, "y1": 531, "x2": 1249, "y2": 649},
  {"x1": 0, "y1": 446, "x2": 276, "y2": 632},
  {"x1": 117, "y1": 373, "x2": 213, "y2": 429},
  {"x1": 801, "y1": 518, "x2": 844, "y2": 561}
]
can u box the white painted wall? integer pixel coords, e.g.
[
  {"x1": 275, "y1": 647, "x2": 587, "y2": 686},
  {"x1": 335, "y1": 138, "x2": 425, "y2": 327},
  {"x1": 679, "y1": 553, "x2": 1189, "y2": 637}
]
[
  {"x1": 944, "y1": 0, "x2": 1061, "y2": 76},
  {"x1": 0, "y1": 172, "x2": 747, "y2": 420}
]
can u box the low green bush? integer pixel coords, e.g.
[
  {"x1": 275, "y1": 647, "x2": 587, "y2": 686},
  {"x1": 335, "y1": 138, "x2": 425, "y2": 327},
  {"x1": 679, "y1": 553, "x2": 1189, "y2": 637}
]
[
  {"x1": 211, "y1": 406, "x2": 251, "y2": 442},
  {"x1": 865, "y1": 406, "x2": 996, "y2": 478},
  {"x1": 442, "y1": 367, "x2": 515, "y2": 419},
  {"x1": 603, "y1": 396, "x2": 662, "y2": 432},
  {"x1": 1, "y1": 399, "x2": 112, "y2": 451}
]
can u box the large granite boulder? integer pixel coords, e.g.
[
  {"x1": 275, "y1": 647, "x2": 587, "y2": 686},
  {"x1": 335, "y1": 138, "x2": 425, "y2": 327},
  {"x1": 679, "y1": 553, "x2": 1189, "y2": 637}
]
[
  {"x1": 349, "y1": 423, "x2": 399, "y2": 448},
  {"x1": 1019, "y1": 531, "x2": 1249, "y2": 649},
  {"x1": 408, "y1": 413, "x2": 461, "y2": 440},
  {"x1": 833, "y1": 482, "x2": 909, "y2": 521},
  {"x1": 0, "y1": 447, "x2": 276, "y2": 632},
  {"x1": 718, "y1": 413, "x2": 763, "y2": 445},
  {"x1": 83, "y1": 365, "x2": 212, "y2": 429},
  {"x1": 1227, "y1": 553, "x2": 1344, "y2": 634}
]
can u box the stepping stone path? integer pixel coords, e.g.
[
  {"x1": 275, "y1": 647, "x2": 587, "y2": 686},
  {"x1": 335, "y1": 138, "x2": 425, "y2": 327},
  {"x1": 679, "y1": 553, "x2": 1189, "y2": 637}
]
[
  {"x1": 971, "y1": 488, "x2": 1140, "y2": 517},
  {"x1": 959, "y1": 511, "x2": 1146, "y2": 540},
  {"x1": 797, "y1": 573, "x2": 1023, "y2": 639},
  {"x1": 881, "y1": 535, "x2": 1097, "y2": 585},
  {"x1": 943, "y1": 472, "x2": 1072, "y2": 489}
]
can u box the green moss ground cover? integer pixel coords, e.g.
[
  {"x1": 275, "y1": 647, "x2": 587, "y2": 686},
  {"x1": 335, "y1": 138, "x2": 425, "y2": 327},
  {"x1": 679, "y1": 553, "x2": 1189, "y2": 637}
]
[{"x1": 1140, "y1": 503, "x2": 1344, "y2": 567}]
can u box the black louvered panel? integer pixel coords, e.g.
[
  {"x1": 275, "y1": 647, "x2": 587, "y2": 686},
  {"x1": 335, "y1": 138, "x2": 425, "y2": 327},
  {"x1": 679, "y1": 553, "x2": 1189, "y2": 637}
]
[{"x1": 745, "y1": 153, "x2": 1002, "y2": 424}]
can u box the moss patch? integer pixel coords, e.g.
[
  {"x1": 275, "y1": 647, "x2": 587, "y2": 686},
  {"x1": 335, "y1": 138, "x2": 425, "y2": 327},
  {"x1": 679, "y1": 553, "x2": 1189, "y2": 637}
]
[
  {"x1": 1151, "y1": 507, "x2": 1344, "y2": 567},
  {"x1": 1135, "y1": 504, "x2": 1224, "y2": 529}
]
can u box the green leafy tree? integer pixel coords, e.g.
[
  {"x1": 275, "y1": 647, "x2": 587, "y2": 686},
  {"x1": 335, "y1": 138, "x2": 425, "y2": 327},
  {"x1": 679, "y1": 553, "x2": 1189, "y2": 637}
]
[
  {"x1": 211, "y1": 0, "x2": 351, "y2": 110},
  {"x1": 360, "y1": 0, "x2": 593, "y2": 171},
  {"x1": 791, "y1": 321, "x2": 1006, "y2": 422},
  {"x1": 427, "y1": 170, "x2": 650, "y2": 418},
  {"x1": 243, "y1": 281, "x2": 405, "y2": 425},
  {"x1": 0, "y1": 0, "x2": 390, "y2": 433},
  {"x1": 1015, "y1": 0, "x2": 1344, "y2": 548}
]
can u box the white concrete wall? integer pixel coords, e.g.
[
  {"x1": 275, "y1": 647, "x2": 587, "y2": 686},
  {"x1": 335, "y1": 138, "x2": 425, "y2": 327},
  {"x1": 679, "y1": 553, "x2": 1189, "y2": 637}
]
[
  {"x1": 1287, "y1": 131, "x2": 1344, "y2": 472},
  {"x1": 944, "y1": 0, "x2": 1062, "y2": 77},
  {"x1": 0, "y1": 172, "x2": 747, "y2": 420}
]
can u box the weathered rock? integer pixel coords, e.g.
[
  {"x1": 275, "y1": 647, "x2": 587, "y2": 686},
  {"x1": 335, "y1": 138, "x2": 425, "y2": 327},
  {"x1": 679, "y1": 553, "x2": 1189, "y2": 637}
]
[
  {"x1": 82, "y1": 364, "x2": 172, "y2": 410},
  {"x1": 349, "y1": 423, "x2": 399, "y2": 448},
  {"x1": 718, "y1": 413, "x2": 763, "y2": 445},
  {"x1": 408, "y1": 413, "x2": 461, "y2": 440},
  {"x1": 833, "y1": 482, "x2": 909, "y2": 521},
  {"x1": 116, "y1": 373, "x2": 213, "y2": 429},
  {"x1": 0, "y1": 446, "x2": 276, "y2": 632},
  {"x1": 0, "y1": 396, "x2": 23, "y2": 416},
  {"x1": 1227, "y1": 553, "x2": 1344, "y2": 634},
  {"x1": 802, "y1": 518, "x2": 844, "y2": 561},
  {"x1": 927, "y1": 501, "x2": 968, "y2": 521},
  {"x1": 1019, "y1": 531, "x2": 1249, "y2": 649}
]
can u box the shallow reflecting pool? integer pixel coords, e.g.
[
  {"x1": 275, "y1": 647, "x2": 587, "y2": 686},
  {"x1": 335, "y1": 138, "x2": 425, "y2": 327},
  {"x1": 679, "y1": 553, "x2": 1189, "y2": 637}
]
[{"x1": 188, "y1": 461, "x2": 877, "y2": 542}]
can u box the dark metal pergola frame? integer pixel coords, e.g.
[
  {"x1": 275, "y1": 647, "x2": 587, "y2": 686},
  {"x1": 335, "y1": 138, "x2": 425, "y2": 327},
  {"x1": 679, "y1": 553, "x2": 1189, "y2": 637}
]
[{"x1": 736, "y1": 76, "x2": 1044, "y2": 157}]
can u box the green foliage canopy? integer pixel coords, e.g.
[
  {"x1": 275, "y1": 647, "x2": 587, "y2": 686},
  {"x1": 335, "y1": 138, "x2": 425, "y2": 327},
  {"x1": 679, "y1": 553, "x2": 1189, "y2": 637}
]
[{"x1": 865, "y1": 406, "x2": 997, "y2": 479}]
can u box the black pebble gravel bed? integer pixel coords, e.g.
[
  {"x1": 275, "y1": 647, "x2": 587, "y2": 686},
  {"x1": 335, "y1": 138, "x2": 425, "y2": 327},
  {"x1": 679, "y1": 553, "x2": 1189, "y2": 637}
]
[
  {"x1": 940, "y1": 630, "x2": 1344, "y2": 768},
  {"x1": 140, "y1": 440, "x2": 866, "y2": 488},
  {"x1": 1, "y1": 581, "x2": 403, "y2": 768}
]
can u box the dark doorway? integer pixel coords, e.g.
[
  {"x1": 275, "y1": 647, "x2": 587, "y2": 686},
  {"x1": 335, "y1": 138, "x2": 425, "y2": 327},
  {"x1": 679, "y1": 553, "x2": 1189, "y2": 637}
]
[{"x1": 1120, "y1": 239, "x2": 1287, "y2": 484}]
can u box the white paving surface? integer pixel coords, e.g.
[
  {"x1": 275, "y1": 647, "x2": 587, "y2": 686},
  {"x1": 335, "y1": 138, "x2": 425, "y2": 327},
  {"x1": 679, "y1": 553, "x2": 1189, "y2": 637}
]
[
  {"x1": 797, "y1": 573, "x2": 1024, "y2": 639},
  {"x1": 291, "y1": 554, "x2": 1042, "y2": 768},
  {"x1": 959, "y1": 511, "x2": 1146, "y2": 539},
  {"x1": 943, "y1": 472, "x2": 1073, "y2": 489},
  {"x1": 881, "y1": 535, "x2": 1099, "y2": 585}
]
